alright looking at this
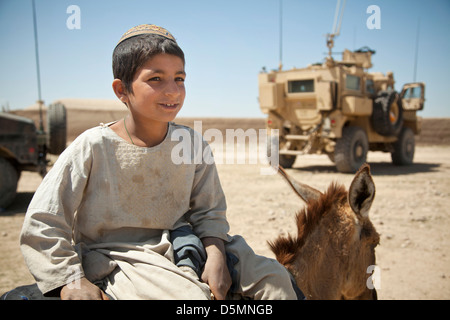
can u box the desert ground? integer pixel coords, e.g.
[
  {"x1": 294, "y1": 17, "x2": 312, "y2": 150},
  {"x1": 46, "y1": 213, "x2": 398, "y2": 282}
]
[{"x1": 1, "y1": 104, "x2": 449, "y2": 299}]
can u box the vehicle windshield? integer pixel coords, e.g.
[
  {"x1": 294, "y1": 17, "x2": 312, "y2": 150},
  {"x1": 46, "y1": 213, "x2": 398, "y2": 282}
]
[{"x1": 288, "y1": 79, "x2": 314, "y2": 93}]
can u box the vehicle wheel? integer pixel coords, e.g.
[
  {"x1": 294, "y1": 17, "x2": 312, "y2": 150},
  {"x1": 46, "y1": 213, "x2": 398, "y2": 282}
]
[
  {"x1": 0, "y1": 157, "x2": 18, "y2": 209},
  {"x1": 334, "y1": 126, "x2": 369, "y2": 173},
  {"x1": 275, "y1": 133, "x2": 296, "y2": 168},
  {"x1": 372, "y1": 91, "x2": 403, "y2": 136},
  {"x1": 327, "y1": 152, "x2": 335, "y2": 163},
  {"x1": 47, "y1": 102, "x2": 67, "y2": 155},
  {"x1": 391, "y1": 127, "x2": 415, "y2": 165},
  {"x1": 279, "y1": 154, "x2": 296, "y2": 168}
]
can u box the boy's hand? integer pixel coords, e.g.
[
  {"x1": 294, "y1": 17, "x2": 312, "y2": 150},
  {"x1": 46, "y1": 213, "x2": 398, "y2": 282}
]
[
  {"x1": 60, "y1": 277, "x2": 110, "y2": 300},
  {"x1": 201, "y1": 237, "x2": 231, "y2": 300}
]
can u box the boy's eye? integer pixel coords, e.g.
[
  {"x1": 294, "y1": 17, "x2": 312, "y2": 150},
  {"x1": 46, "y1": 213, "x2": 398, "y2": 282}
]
[
  {"x1": 175, "y1": 77, "x2": 185, "y2": 82},
  {"x1": 148, "y1": 77, "x2": 161, "y2": 81}
]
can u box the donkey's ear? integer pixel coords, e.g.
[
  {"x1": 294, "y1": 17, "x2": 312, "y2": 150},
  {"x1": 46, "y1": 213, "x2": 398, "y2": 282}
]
[
  {"x1": 278, "y1": 166, "x2": 322, "y2": 203},
  {"x1": 348, "y1": 164, "x2": 376, "y2": 218}
]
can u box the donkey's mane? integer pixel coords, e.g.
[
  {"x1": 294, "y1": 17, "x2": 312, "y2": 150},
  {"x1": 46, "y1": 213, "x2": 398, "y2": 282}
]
[{"x1": 269, "y1": 182, "x2": 348, "y2": 266}]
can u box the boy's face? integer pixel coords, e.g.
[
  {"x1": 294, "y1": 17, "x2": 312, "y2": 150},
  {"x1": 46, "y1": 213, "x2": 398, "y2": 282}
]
[{"x1": 126, "y1": 53, "x2": 186, "y2": 123}]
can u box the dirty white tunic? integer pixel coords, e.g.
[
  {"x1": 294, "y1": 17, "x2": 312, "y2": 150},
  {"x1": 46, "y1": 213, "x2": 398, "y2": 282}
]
[{"x1": 20, "y1": 122, "x2": 296, "y2": 300}]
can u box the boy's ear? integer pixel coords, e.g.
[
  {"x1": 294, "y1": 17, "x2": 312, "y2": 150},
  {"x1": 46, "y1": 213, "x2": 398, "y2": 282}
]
[{"x1": 112, "y1": 79, "x2": 129, "y2": 105}]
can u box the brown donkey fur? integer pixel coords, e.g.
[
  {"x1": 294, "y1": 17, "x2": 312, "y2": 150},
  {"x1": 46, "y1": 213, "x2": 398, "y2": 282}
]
[{"x1": 269, "y1": 164, "x2": 380, "y2": 300}]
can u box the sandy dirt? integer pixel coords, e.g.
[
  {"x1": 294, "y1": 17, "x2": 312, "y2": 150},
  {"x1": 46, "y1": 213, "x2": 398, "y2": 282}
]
[{"x1": 1, "y1": 110, "x2": 449, "y2": 299}]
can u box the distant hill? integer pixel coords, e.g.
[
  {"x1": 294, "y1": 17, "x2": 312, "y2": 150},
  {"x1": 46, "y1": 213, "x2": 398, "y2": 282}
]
[{"x1": 9, "y1": 98, "x2": 450, "y2": 145}]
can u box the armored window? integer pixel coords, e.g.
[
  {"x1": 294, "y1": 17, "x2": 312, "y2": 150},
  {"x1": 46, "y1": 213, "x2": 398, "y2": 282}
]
[
  {"x1": 365, "y1": 79, "x2": 375, "y2": 94},
  {"x1": 288, "y1": 80, "x2": 314, "y2": 93},
  {"x1": 404, "y1": 86, "x2": 422, "y2": 99},
  {"x1": 346, "y1": 75, "x2": 361, "y2": 91}
]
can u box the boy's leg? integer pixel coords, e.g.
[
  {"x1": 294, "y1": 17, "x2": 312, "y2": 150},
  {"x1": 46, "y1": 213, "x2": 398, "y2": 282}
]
[
  {"x1": 170, "y1": 225, "x2": 206, "y2": 279},
  {"x1": 225, "y1": 235, "x2": 301, "y2": 300},
  {"x1": 170, "y1": 226, "x2": 304, "y2": 300}
]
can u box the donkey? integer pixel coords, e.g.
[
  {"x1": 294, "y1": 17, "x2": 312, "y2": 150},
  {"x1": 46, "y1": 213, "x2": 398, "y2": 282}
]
[{"x1": 269, "y1": 164, "x2": 380, "y2": 300}]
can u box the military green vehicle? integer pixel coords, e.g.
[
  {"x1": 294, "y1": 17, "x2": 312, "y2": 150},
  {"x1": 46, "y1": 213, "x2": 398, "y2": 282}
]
[
  {"x1": 0, "y1": 103, "x2": 66, "y2": 209},
  {"x1": 259, "y1": 31, "x2": 425, "y2": 173}
]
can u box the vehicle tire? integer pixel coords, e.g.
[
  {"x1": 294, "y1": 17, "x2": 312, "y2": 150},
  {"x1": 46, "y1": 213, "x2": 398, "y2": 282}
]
[
  {"x1": 391, "y1": 127, "x2": 415, "y2": 165},
  {"x1": 334, "y1": 126, "x2": 369, "y2": 173},
  {"x1": 0, "y1": 157, "x2": 18, "y2": 209},
  {"x1": 275, "y1": 133, "x2": 296, "y2": 168},
  {"x1": 47, "y1": 103, "x2": 67, "y2": 155},
  {"x1": 327, "y1": 152, "x2": 335, "y2": 163},
  {"x1": 372, "y1": 91, "x2": 403, "y2": 136},
  {"x1": 279, "y1": 154, "x2": 296, "y2": 168}
]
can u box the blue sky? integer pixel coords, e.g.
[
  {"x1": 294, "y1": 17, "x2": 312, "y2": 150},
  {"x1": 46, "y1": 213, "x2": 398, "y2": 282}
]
[{"x1": 0, "y1": 0, "x2": 449, "y2": 118}]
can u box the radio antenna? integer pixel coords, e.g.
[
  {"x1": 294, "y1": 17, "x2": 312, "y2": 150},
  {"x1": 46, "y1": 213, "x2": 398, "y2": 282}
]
[
  {"x1": 413, "y1": 18, "x2": 420, "y2": 82},
  {"x1": 278, "y1": 0, "x2": 283, "y2": 71},
  {"x1": 32, "y1": 0, "x2": 44, "y2": 131},
  {"x1": 327, "y1": 0, "x2": 346, "y2": 58}
]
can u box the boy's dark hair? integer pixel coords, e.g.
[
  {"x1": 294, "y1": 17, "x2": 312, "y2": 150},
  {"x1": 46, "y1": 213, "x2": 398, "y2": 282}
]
[{"x1": 112, "y1": 34, "x2": 185, "y2": 94}]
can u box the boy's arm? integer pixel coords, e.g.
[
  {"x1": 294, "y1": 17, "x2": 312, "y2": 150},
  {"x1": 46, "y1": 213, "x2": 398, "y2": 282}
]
[
  {"x1": 20, "y1": 139, "x2": 91, "y2": 296},
  {"x1": 187, "y1": 138, "x2": 231, "y2": 299},
  {"x1": 201, "y1": 237, "x2": 231, "y2": 300},
  {"x1": 187, "y1": 155, "x2": 229, "y2": 241}
]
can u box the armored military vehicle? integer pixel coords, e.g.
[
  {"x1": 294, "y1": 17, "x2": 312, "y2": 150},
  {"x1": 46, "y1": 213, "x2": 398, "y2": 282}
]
[
  {"x1": 0, "y1": 102, "x2": 66, "y2": 208},
  {"x1": 258, "y1": 33, "x2": 425, "y2": 173}
]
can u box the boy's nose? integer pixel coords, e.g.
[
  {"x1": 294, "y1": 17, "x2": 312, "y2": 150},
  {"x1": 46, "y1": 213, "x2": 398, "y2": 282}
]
[{"x1": 164, "y1": 80, "x2": 182, "y2": 97}]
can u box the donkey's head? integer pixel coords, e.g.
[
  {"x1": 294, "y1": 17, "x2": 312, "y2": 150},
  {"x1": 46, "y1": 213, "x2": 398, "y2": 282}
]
[{"x1": 270, "y1": 164, "x2": 380, "y2": 300}]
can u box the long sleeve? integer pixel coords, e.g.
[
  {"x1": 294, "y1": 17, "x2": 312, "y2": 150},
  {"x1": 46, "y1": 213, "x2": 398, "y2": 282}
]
[
  {"x1": 186, "y1": 140, "x2": 229, "y2": 241},
  {"x1": 20, "y1": 136, "x2": 92, "y2": 295}
]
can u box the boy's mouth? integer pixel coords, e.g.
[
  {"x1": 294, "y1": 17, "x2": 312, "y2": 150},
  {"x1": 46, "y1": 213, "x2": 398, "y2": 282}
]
[{"x1": 159, "y1": 103, "x2": 179, "y2": 110}]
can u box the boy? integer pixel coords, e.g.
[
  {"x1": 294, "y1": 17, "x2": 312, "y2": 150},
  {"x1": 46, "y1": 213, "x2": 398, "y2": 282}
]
[{"x1": 19, "y1": 24, "x2": 300, "y2": 300}]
